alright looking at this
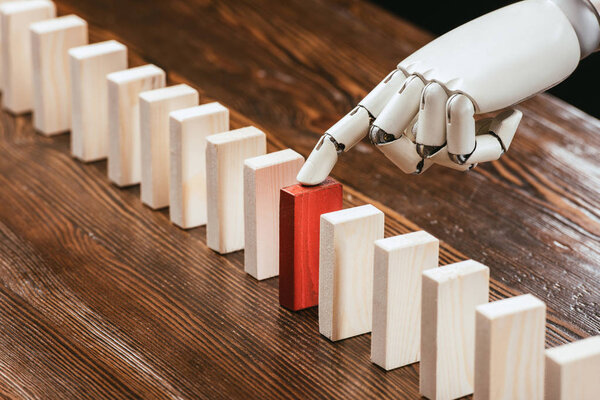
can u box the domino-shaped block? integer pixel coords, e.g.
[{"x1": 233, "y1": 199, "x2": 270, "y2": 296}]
[
  {"x1": 0, "y1": 0, "x2": 17, "y2": 90},
  {"x1": 420, "y1": 260, "x2": 490, "y2": 400},
  {"x1": 319, "y1": 204, "x2": 384, "y2": 341},
  {"x1": 30, "y1": 15, "x2": 88, "y2": 135},
  {"x1": 279, "y1": 178, "x2": 343, "y2": 311},
  {"x1": 0, "y1": 0, "x2": 55, "y2": 113},
  {"x1": 169, "y1": 102, "x2": 229, "y2": 228},
  {"x1": 107, "y1": 64, "x2": 166, "y2": 187},
  {"x1": 0, "y1": 0, "x2": 31, "y2": 91},
  {"x1": 371, "y1": 231, "x2": 439, "y2": 371},
  {"x1": 474, "y1": 294, "x2": 546, "y2": 400},
  {"x1": 139, "y1": 84, "x2": 198, "y2": 209},
  {"x1": 545, "y1": 336, "x2": 600, "y2": 400},
  {"x1": 244, "y1": 149, "x2": 304, "y2": 280},
  {"x1": 206, "y1": 127, "x2": 266, "y2": 254},
  {"x1": 69, "y1": 40, "x2": 127, "y2": 162}
]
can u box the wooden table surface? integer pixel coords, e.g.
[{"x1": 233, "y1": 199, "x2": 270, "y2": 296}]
[{"x1": 0, "y1": 0, "x2": 598, "y2": 398}]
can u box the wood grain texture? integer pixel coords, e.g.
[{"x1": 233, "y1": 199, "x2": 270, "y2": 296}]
[
  {"x1": 279, "y1": 178, "x2": 343, "y2": 311},
  {"x1": 139, "y1": 84, "x2": 198, "y2": 209},
  {"x1": 206, "y1": 127, "x2": 267, "y2": 254},
  {"x1": 0, "y1": 0, "x2": 596, "y2": 398},
  {"x1": 421, "y1": 260, "x2": 489, "y2": 400},
  {"x1": 319, "y1": 204, "x2": 384, "y2": 341},
  {"x1": 69, "y1": 40, "x2": 127, "y2": 161},
  {"x1": 544, "y1": 336, "x2": 600, "y2": 400},
  {"x1": 371, "y1": 231, "x2": 439, "y2": 371},
  {"x1": 474, "y1": 294, "x2": 546, "y2": 400},
  {"x1": 0, "y1": 0, "x2": 55, "y2": 114},
  {"x1": 30, "y1": 14, "x2": 88, "y2": 135},
  {"x1": 169, "y1": 102, "x2": 229, "y2": 229},
  {"x1": 46, "y1": 0, "x2": 600, "y2": 337},
  {"x1": 244, "y1": 149, "x2": 304, "y2": 280},
  {"x1": 107, "y1": 64, "x2": 166, "y2": 187}
]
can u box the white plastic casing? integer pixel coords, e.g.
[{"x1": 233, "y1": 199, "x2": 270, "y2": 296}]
[
  {"x1": 398, "y1": 0, "x2": 581, "y2": 113},
  {"x1": 553, "y1": 0, "x2": 600, "y2": 56}
]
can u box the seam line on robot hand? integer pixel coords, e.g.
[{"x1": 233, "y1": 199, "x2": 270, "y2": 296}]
[{"x1": 320, "y1": 133, "x2": 345, "y2": 153}]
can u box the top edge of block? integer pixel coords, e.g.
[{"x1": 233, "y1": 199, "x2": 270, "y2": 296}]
[
  {"x1": 107, "y1": 64, "x2": 164, "y2": 83},
  {"x1": 69, "y1": 40, "x2": 126, "y2": 59},
  {"x1": 281, "y1": 177, "x2": 341, "y2": 196},
  {"x1": 321, "y1": 204, "x2": 382, "y2": 225},
  {"x1": 374, "y1": 231, "x2": 438, "y2": 252},
  {"x1": 423, "y1": 259, "x2": 488, "y2": 283},
  {"x1": 139, "y1": 84, "x2": 197, "y2": 102},
  {"x1": 244, "y1": 149, "x2": 304, "y2": 170},
  {"x1": 545, "y1": 336, "x2": 600, "y2": 364},
  {"x1": 476, "y1": 293, "x2": 545, "y2": 319},
  {"x1": 206, "y1": 126, "x2": 266, "y2": 145},
  {"x1": 169, "y1": 102, "x2": 228, "y2": 121},
  {"x1": 30, "y1": 14, "x2": 86, "y2": 33},
  {"x1": 0, "y1": 0, "x2": 53, "y2": 14}
]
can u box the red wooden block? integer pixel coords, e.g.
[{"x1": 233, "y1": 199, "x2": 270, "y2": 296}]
[{"x1": 279, "y1": 177, "x2": 343, "y2": 311}]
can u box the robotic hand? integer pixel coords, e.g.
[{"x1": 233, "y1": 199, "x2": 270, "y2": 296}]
[{"x1": 297, "y1": 0, "x2": 600, "y2": 185}]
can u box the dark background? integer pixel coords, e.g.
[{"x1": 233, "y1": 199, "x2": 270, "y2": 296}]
[{"x1": 371, "y1": 0, "x2": 600, "y2": 118}]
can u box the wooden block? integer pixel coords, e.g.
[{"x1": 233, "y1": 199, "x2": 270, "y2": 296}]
[
  {"x1": 206, "y1": 127, "x2": 266, "y2": 254},
  {"x1": 420, "y1": 260, "x2": 489, "y2": 400},
  {"x1": 30, "y1": 15, "x2": 88, "y2": 135},
  {"x1": 474, "y1": 294, "x2": 546, "y2": 400},
  {"x1": 169, "y1": 102, "x2": 229, "y2": 228},
  {"x1": 0, "y1": 0, "x2": 55, "y2": 113},
  {"x1": 139, "y1": 84, "x2": 198, "y2": 209},
  {"x1": 545, "y1": 336, "x2": 600, "y2": 400},
  {"x1": 371, "y1": 231, "x2": 439, "y2": 371},
  {"x1": 319, "y1": 204, "x2": 384, "y2": 341},
  {"x1": 0, "y1": 0, "x2": 26, "y2": 91},
  {"x1": 279, "y1": 178, "x2": 343, "y2": 311},
  {"x1": 244, "y1": 149, "x2": 304, "y2": 280},
  {"x1": 69, "y1": 40, "x2": 127, "y2": 162},
  {"x1": 107, "y1": 64, "x2": 166, "y2": 187}
]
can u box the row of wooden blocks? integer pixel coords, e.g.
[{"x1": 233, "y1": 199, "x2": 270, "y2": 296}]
[
  {"x1": 309, "y1": 203, "x2": 600, "y2": 399},
  {"x1": 1, "y1": 1, "x2": 598, "y2": 399}
]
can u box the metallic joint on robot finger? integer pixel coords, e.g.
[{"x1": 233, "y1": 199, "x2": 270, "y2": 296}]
[
  {"x1": 322, "y1": 133, "x2": 346, "y2": 154},
  {"x1": 369, "y1": 125, "x2": 397, "y2": 145},
  {"x1": 416, "y1": 143, "x2": 445, "y2": 158},
  {"x1": 448, "y1": 142, "x2": 477, "y2": 165}
]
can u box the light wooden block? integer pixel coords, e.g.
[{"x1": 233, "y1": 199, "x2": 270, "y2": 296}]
[
  {"x1": 545, "y1": 336, "x2": 600, "y2": 400},
  {"x1": 420, "y1": 260, "x2": 490, "y2": 400},
  {"x1": 139, "y1": 84, "x2": 198, "y2": 209},
  {"x1": 107, "y1": 64, "x2": 166, "y2": 187},
  {"x1": 69, "y1": 40, "x2": 127, "y2": 162},
  {"x1": 0, "y1": 0, "x2": 24, "y2": 91},
  {"x1": 0, "y1": 0, "x2": 30, "y2": 91},
  {"x1": 0, "y1": 0, "x2": 55, "y2": 113},
  {"x1": 371, "y1": 231, "x2": 439, "y2": 371},
  {"x1": 319, "y1": 204, "x2": 384, "y2": 342},
  {"x1": 206, "y1": 127, "x2": 266, "y2": 254},
  {"x1": 169, "y1": 102, "x2": 229, "y2": 228},
  {"x1": 30, "y1": 15, "x2": 88, "y2": 135},
  {"x1": 244, "y1": 149, "x2": 304, "y2": 280},
  {"x1": 474, "y1": 294, "x2": 546, "y2": 400}
]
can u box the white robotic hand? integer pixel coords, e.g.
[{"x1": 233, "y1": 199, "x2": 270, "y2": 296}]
[{"x1": 297, "y1": 0, "x2": 600, "y2": 185}]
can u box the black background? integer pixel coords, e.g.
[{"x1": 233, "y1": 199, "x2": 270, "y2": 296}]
[{"x1": 370, "y1": 0, "x2": 600, "y2": 117}]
